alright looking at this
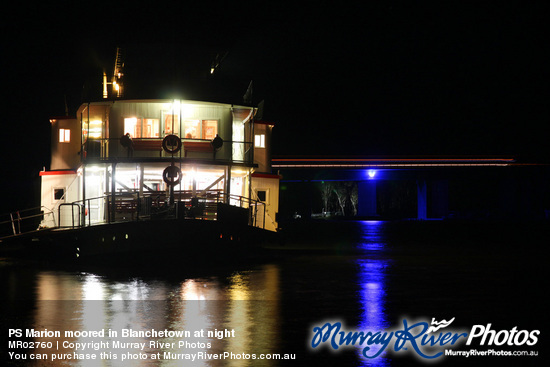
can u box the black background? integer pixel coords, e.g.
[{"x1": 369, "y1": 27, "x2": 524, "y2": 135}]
[{"x1": 1, "y1": 1, "x2": 549, "y2": 213}]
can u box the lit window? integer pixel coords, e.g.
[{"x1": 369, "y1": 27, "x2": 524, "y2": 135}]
[
  {"x1": 124, "y1": 117, "x2": 139, "y2": 137},
  {"x1": 143, "y1": 119, "x2": 160, "y2": 138},
  {"x1": 202, "y1": 120, "x2": 218, "y2": 140},
  {"x1": 183, "y1": 119, "x2": 200, "y2": 138},
  {"x1": 59, "y1": 129, "x2": 70, "y2": 143},
  {"x1": 161, "y1": 114, "x2": 218, "y2": 139},
  {"x1": 255, "y1": 134, "x2": 265, "y2": 148},
  {"x1": 181, "y1": 119, "x2": 218, "y2": 139},
  {"x1": 124, "y1": 117, "x2": 159, "y2": 138},
  {"x1": 164, "y1": 114, "x2": 179, "y2": 136}
]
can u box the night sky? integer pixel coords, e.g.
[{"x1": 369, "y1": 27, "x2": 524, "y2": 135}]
[{"x1": 1, "y1": 2, "x2": 549, "y2": 212}]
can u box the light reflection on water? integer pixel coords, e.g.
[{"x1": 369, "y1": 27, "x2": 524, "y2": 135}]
[
  {"x1": 1, "y1": 223, "x2": 398, "y2": 367},
  {"x1": 356, "y1": 221, "x2": 391, "y2": 366},
  {"x1": 357, "y1": 220, "x2": 387, "y2": 253},
  {"x1": 24, "y1": 266, "x2": 281, "y2": 366}
]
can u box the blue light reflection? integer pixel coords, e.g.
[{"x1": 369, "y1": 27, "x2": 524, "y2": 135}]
[
  {"x1": 356, "y1": 221, "x2": 390, "y2": 366},
  {"x1": 357, "y1": 220, "x2": 386, "y2": 252}
]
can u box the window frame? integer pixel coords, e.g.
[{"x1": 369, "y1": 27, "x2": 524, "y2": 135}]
[
  {"x1": 53, "y1": 187, "x2": 66, "y2": 202},
  {"x1": 124, "y1": 117, "x2": 160, "y2": 138},
  {"x1": 255, "y1": 188, "x2": 269, "y2": 204},
  {"x1": 162, "y1": 112, "x2": 180, "y2": 137},
  {"x1": 181, "y1": 119, "x2": 219, "y2": 140},
  {"x1": 254, "y1": 134, "x2": 265, "y2": 148},
  {"x1": 59, "y1": 128, "x2": 71, "y2": 143}
]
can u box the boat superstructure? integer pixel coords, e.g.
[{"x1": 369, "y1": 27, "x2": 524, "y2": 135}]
[
  {"x1": 41, "y1": 99, "x2": 279, "y2": 230},
  {"x1": 1, "y1": 99, "x2": 280, "y2": 261}
]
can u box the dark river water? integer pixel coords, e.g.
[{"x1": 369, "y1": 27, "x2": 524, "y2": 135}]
[{"x1": 0, "y1": 220, "x2": 546, "y2": 366}]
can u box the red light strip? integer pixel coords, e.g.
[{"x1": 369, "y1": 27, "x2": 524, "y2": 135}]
[
  {"x1": 39, "y1": 170, "x2": 77, "y2": 176},
  {"x1": 272, "y1": 163, "x2": 513, "y2": 168}
]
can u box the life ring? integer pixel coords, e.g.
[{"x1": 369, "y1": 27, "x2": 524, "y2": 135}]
[
  {"x1": 162, "y1": 134, "x2": 182, "y2": 154},
  {"x1": 163, "y1": 165, "x2": 181, "y2": 186}
]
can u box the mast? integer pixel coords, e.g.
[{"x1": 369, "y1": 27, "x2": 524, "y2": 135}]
[
  {"x1": 112, "y1": 47, "x2": 124, "y2": 98},
  {"x1": 103, "y1": 47, "x2": 124, "y2": 99}
]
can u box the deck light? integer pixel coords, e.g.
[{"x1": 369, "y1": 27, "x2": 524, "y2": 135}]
[{"x1": 367, "y1": 170, "x2": 376, "y2": 179}]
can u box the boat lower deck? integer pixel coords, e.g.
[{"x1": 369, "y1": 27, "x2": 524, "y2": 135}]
[{"x1": 0, "y1": 218, "x2": 278, "y2": 266}]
